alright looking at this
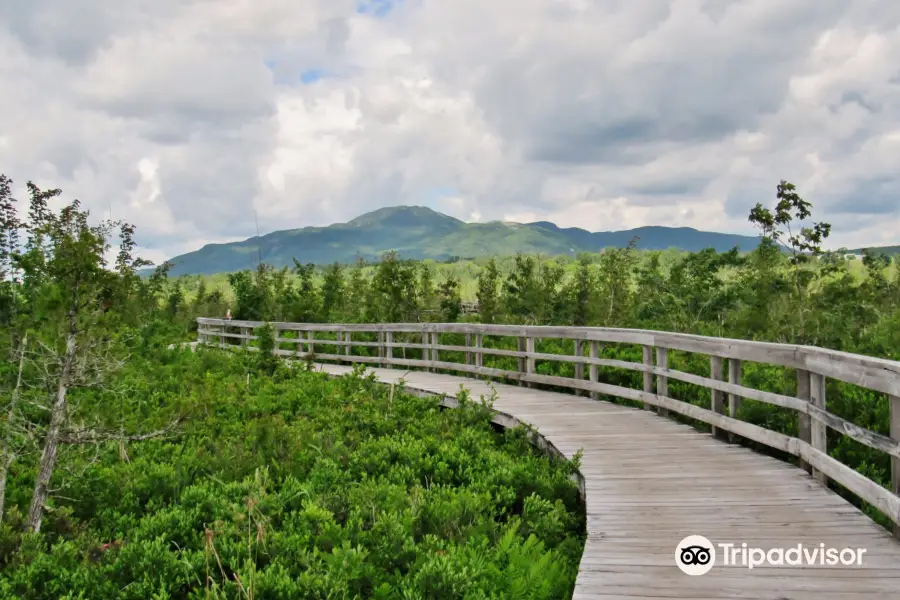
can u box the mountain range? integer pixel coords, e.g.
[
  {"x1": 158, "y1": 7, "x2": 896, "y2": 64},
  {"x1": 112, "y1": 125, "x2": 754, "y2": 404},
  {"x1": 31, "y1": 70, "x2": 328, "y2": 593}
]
[{"x1": 160, "y1": 206, "x2": 767, "y2": 276}]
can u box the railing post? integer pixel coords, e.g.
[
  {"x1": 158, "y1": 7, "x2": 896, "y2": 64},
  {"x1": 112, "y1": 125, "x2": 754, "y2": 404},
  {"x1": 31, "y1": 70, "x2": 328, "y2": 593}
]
[
  {"x1": 589, "y1": 341, "x2": 599, "y2": 400},
  {"x1": 306, "y1": 330, "x2": 314, "y2": 358},
  {"x1": 219, "y1": 323, "x2": 226, "y2": 348},
  {"x1": 891, "y1": 394, "x2": 900, "y2": 540},
  {"x1": 474, "y1": 334, "x2": 483, "y2": 370},
  {"x1": 728, "y1": 359, "x2": 742, "y2": 443},
  {"x1": 422, "y1": 332, "x2": 430, "y2": 371},
  {"x1": 525, "y1": 336, "x2": 535, "y2": 388},
  {"x1": 344, "y1": 331, "x2": 352, "y2": 358},
  {"x1": 517, "y1": 337, "x2": 526, "y2": 387},
  {"x1": 465, "y1": 333, "x2": 472, "y2": 365},
  {"x1": 241, "y1": 327, "x2": 249, "y2": 347},
  {"x1": 655, "y1": 347, "x2": 668, "y2": 417},
  {"x1": 431, "y1": 332, "x2": 439, "y2": 370},
  {"x1": 710, "y1": 356, "x2": 726, "y2": 440},
  {"x1": 272, "y1": 325, "x2": 280, "y2": 353},
  {"x1": 574, "y1": 339, "x2": 584, "y2": 397},
  {"x1": 377, "y1": 331, "x2": 385, "y2": 367},
  {"x1": 385, "y1": 331, "x2": 393, "y2": 365},
  {"x1": 810, "y1": 372, "x2": 828, "y2": 486},
  {"x1": 642, "y1": 345, "x2": 653, "y2": 410},
  {"x1": 797, "y1": 369, "x2": 812, "y2": 474}
]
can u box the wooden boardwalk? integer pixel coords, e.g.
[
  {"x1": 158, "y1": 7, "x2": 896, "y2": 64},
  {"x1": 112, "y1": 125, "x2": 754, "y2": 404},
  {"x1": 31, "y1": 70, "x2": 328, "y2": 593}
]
[{"x1": 316, "y1": 363, "x2": 900, "y2": 600}]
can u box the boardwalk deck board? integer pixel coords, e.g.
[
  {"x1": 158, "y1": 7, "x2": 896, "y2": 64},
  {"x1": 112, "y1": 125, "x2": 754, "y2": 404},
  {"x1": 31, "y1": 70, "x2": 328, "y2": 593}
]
[{"x1": 314, "y1": 363, "x2": 900, "y2": 600}]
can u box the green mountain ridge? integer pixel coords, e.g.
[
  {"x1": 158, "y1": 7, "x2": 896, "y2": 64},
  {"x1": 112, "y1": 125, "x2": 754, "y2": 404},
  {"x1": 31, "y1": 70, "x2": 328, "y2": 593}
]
[
  {"x1": 846, "y1": 245, "x2": 900, "y2": 257},
  {"x1": 160, "y1": 205, "x2": 766, "y2": 276}
]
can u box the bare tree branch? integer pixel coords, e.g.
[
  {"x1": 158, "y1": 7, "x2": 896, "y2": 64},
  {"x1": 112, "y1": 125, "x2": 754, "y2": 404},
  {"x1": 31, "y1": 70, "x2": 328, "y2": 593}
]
[{"x1": 59, "y1": 418, "x2": 183, "y2": 445}]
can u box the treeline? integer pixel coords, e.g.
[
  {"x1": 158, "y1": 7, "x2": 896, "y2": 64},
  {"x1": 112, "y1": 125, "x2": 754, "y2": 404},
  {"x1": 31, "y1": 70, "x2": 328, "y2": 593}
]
[{"x1": 192, "y1": 181, "x2": 899, "y2": 362}]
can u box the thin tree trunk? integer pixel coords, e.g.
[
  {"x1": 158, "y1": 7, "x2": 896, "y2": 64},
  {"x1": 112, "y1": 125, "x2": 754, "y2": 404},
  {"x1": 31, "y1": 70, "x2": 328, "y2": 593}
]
[
  {"x1": 0, "y1": 333, "x2": 27, "y2": 523},
  {"x1": 27, "y1": 329, "x2": 76, "y2": 533}
]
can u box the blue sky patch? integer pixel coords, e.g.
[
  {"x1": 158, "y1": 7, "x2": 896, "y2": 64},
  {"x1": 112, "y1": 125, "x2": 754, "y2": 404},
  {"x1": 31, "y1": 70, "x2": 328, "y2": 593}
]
[
  {"x1": 264, "y1": 59, "x2": 330, "y2": 85},
  {"x1": 300, "y1": 69, "x2": 327, "y2": 85},
  {"x1": 357, "y1": 0, "x2": 400, "y2": 18}
]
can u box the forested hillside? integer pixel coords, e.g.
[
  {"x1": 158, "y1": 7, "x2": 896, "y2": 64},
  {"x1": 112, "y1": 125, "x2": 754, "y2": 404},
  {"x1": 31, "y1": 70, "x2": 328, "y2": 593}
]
[
  {"x1": 1, "y1": 174, "x2": 899, "y2": 597},
  {"x1": 160, "y1": 205, "x2": 763, "y2": 276}
]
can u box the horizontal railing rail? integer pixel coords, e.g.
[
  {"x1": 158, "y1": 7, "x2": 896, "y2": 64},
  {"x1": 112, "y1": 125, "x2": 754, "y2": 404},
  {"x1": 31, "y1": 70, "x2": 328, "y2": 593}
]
[{"x1": 196, "y1": 317, "x2": 900, "y2": 536}]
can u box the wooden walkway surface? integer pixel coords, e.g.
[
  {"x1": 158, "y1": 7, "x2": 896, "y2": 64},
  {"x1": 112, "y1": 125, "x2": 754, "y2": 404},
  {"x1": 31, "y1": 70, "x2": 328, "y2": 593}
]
[{"x1": 315, "y1": 363, "x2": 900, "y2": 600}]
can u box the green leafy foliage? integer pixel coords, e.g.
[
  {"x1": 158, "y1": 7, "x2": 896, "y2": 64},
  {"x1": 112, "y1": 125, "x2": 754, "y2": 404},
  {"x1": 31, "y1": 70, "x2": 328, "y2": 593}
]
[{"x1": 0, "y1": 350, "x2": 584, "y2": 599}]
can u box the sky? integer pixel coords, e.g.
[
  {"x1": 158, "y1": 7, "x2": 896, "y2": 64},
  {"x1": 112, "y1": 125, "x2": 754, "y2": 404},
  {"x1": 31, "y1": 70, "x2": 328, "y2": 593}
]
[{"x1": 1, "y1": 0, "x2": 899, "y2": 265}]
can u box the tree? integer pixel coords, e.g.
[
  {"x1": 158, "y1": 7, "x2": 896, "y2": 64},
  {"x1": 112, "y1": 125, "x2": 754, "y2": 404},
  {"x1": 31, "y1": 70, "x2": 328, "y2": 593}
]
[
  {"x1": 475, "y1": 259, "x2": 501, "y2": 324},
  {"x1": 14, "y1": 185, "x2": 123, "y2": 532},
  {"x1": 344, "y1": 257, "x2": 371, "y2": 323},
  {"x1": 228, "y1": 264, "x2": 275, "y2": 322},
  {"x1": 291, "y1": 260, "x2": 319, "y2": 322},
  {"x1": 537, "y1": 260, "x2": 566, "y2": 325},
  {"x1": 418, "y1": 263, "x2": 436, "y2": 315},
  {"x1": 0, "y1": 175, "x2": 22, "y2": 332},
  {"x1": 6, "y1": 180, "x2": 178, "y2": 533},
  {"x1": 370, "y1": 251, "x2": 418, "y2": 322},
  {"x1": 438, "y1": 276, "x2": 462, "y2": 322},
  {"x1": 595, "y1": 240, "x2": 638, "y2": 326},
  {"x1": 567, "y1": 254, "x2": 597, "y2": 326},
  {"x1": 321, "y1": 263, "x2": 345, "y2": 320},
  {"x1": 748, "y1": 180, "x2": 831, "y2": 339}
]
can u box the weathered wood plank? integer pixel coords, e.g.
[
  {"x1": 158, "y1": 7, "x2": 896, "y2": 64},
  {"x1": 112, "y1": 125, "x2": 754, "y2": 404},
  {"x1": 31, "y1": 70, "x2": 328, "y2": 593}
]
[
  {"x1": 892, "y1": 394, "x2": 900, "y2": 540},
  {"x1": 656, "y1": 347, "x2": 668, "y2": 418},
  {"x1": 811, "y1": 372, "x2": 828, "y2": 485},
  {"x1": 711, "y1": 355, "x2": 726, "y2": 441},
  {"x1": 642, "y1": 345, "x2": 653, "y2": 411},
  {"x1": 798, "y1": 369, "x2": 813, "y2": 474},
  {"x1": 589, "y1": 340, "x2": 599, "y2": 401},
  {"x1": 526, "y1": 336, "x2": 536, "y2": 389},
  {"x1": 574, "y1": 339, "x2": 584, "y2": 397},
  {"x1": 728, "y1": 358, "x2": 742, "y2": 444}
]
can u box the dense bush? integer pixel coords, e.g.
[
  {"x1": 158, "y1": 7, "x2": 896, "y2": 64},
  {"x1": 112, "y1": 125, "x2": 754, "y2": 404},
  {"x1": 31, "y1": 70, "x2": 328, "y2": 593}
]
[{"x1": 0, "y1": 347, "x2": 584, "y2": 599}]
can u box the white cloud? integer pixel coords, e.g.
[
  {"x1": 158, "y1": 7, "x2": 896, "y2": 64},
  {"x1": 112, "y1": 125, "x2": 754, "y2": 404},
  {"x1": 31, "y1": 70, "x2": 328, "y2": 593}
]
[{"x1": 1, "y1": 0, "x2": 898, "y2": 258}]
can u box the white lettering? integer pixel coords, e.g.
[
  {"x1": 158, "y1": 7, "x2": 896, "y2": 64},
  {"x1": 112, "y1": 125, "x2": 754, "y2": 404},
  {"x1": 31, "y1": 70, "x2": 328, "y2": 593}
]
[
  {"x1": 717, "y1": 543, "x2": 734, "y2": 566},
  {"x1": 748, "y1": 548, "x2": 766, "y2": 569}
]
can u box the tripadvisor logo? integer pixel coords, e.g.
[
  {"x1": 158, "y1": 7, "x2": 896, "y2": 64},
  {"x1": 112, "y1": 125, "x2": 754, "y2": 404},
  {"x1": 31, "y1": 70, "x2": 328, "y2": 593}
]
[
  {"x1": 675, "y1": 535, "x2": 868, "y2": 575},
  {"x1": 676, "y1": 535, "x2": 715, "y2": 576}
]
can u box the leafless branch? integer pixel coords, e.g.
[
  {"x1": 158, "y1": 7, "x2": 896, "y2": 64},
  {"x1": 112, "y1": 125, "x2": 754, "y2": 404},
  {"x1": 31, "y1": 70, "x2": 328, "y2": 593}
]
[{"x1": 59, "y1": 418, "x2": 183, "y2": 445}]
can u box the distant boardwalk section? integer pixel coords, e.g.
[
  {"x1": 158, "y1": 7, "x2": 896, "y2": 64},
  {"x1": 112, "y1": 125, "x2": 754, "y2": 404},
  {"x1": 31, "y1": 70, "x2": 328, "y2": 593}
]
[{"x1": 197, "y1": 318, "x2": 900, "y2": 599}]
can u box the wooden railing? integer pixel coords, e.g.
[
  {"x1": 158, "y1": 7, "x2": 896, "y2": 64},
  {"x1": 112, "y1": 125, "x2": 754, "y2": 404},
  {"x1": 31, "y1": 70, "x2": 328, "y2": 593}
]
[{"x1": 196, "y1": 317, "x2": 900, "y2": 535}]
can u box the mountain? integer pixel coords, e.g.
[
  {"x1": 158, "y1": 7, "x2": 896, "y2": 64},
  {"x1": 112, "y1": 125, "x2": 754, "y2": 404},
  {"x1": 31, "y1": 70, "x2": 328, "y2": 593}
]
[
  {"x1": 846, "y1": 245, "x2": 900, "y2": 257},
  {"x1": 160, "y1": 206, "x2": 763, "y2": 276}
]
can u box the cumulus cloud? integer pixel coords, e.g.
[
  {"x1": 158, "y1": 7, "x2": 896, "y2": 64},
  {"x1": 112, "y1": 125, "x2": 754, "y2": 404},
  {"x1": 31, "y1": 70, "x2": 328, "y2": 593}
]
[{"x1": 0, "y1": 0, "x2": 898, "y2": 260}]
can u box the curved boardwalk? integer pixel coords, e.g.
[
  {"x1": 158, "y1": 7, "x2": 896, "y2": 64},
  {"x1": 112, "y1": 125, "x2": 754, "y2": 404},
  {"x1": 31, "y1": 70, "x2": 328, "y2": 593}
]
[{"x1": 316, "y1": 363, "x2": 900, "y2": 600}]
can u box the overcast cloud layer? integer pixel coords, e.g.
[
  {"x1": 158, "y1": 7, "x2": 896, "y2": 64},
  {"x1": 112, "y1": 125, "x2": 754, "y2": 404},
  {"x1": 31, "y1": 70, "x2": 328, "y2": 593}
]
[{"x1": 1, "y1": 0, "x2": 899, "y2": 263}]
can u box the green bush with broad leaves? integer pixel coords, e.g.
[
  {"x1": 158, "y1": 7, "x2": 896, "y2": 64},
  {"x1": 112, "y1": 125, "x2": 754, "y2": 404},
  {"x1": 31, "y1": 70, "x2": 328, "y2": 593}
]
[{"x1": 0, "y1": 346, "x2": 585, "y2": 599}]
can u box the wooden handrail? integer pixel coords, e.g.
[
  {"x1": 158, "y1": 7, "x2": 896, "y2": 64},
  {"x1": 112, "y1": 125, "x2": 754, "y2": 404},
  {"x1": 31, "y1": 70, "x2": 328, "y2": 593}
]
[{"x1": 196, "y1": 317, "x2": 900, "y2": 535}]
